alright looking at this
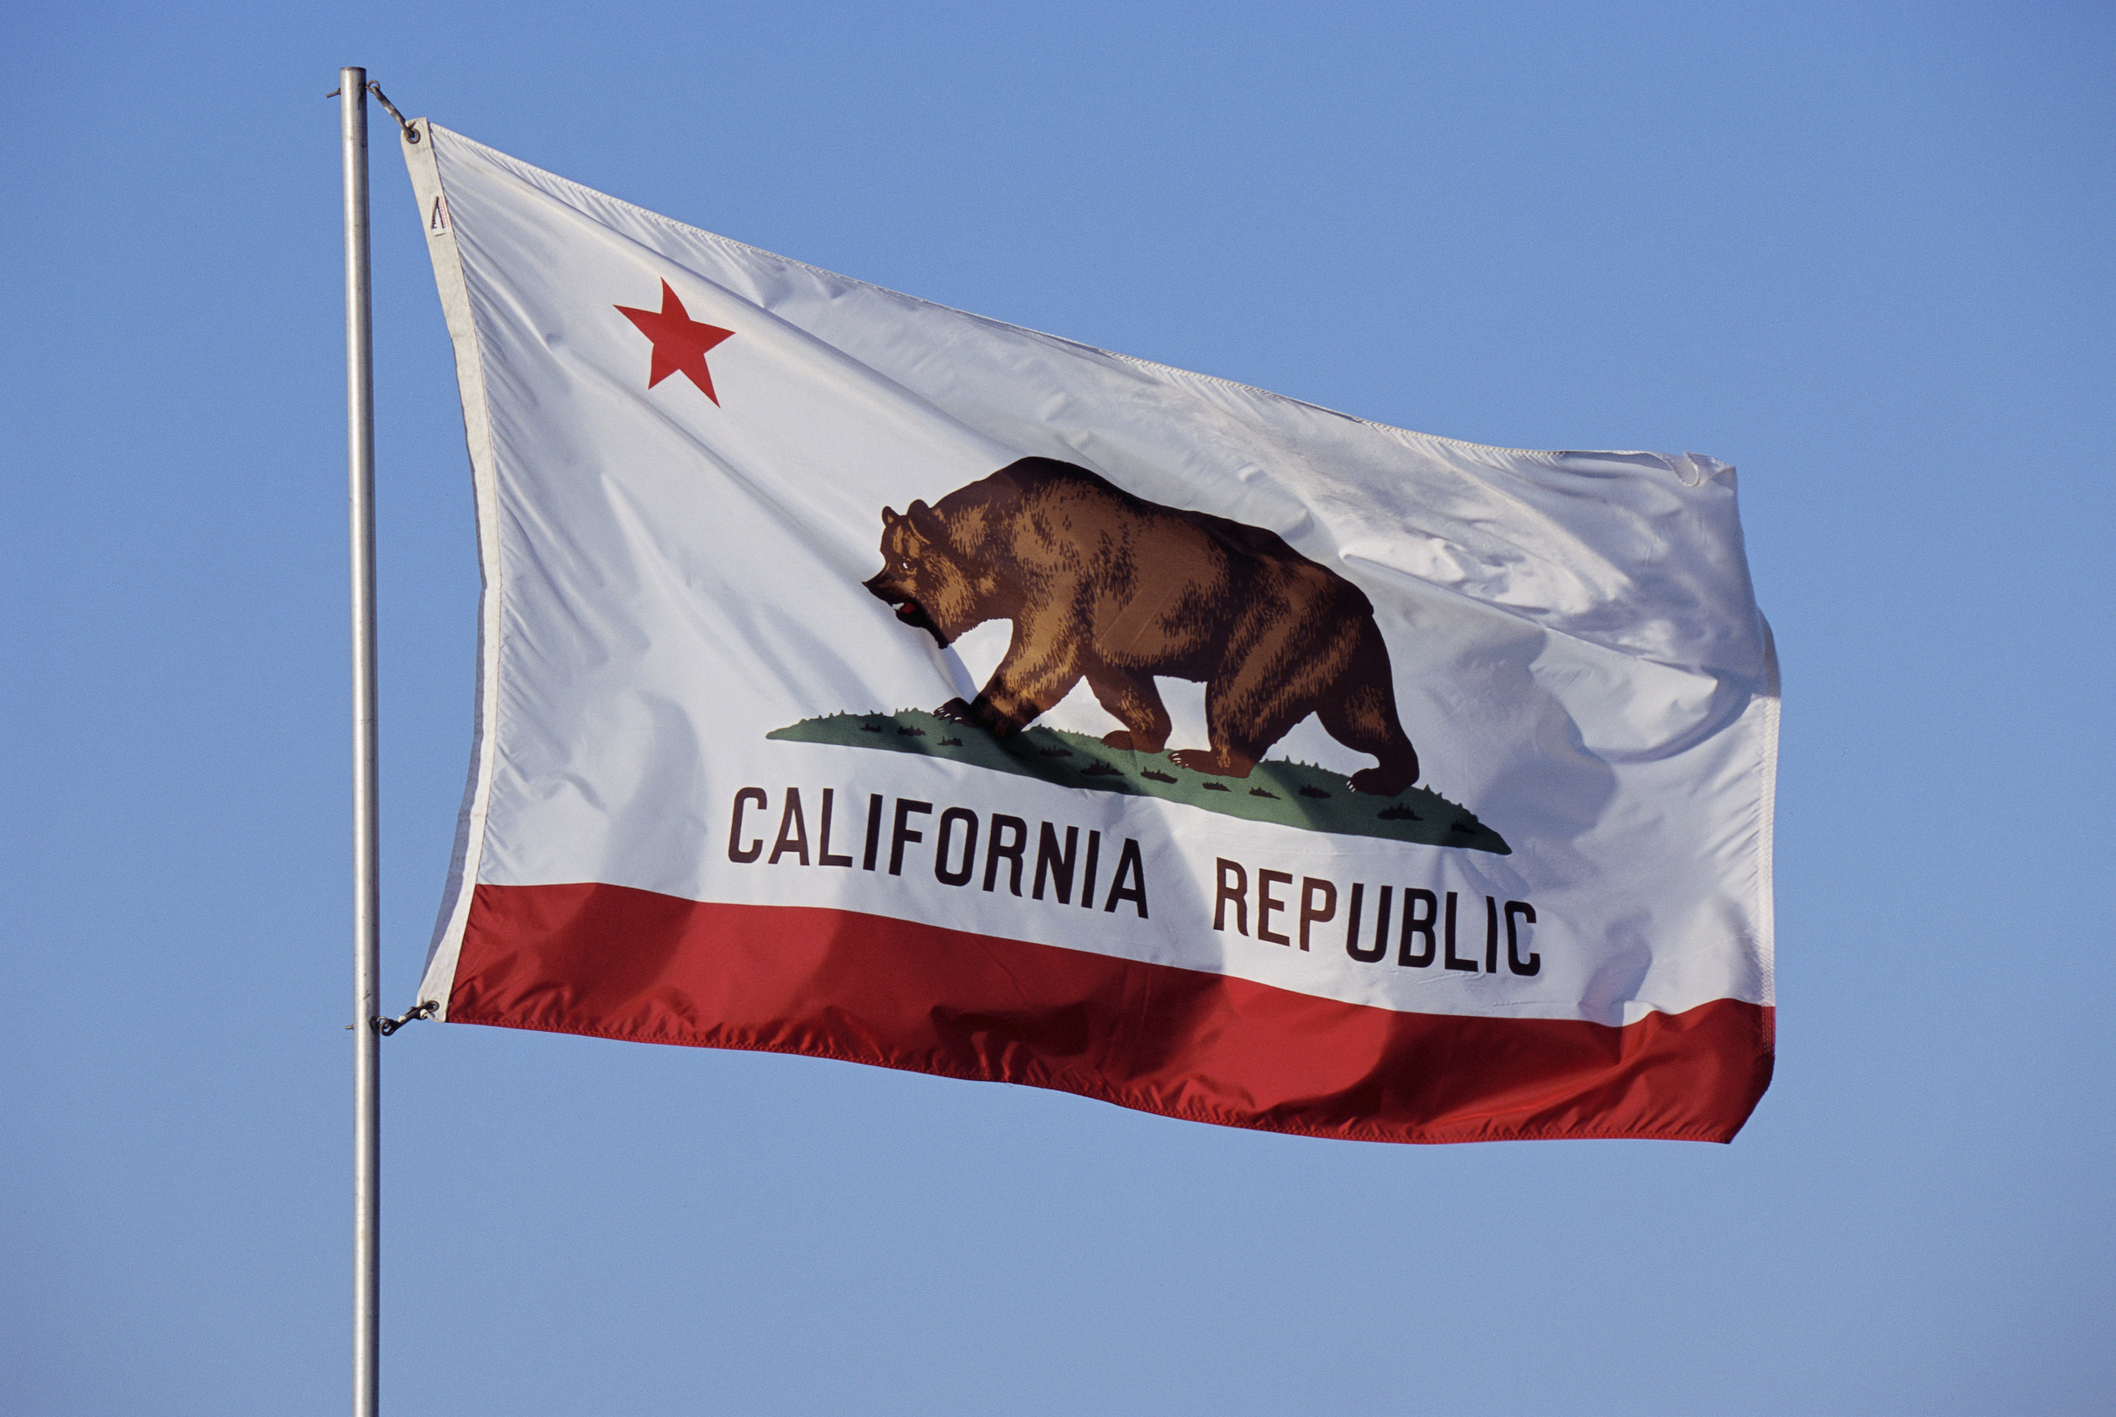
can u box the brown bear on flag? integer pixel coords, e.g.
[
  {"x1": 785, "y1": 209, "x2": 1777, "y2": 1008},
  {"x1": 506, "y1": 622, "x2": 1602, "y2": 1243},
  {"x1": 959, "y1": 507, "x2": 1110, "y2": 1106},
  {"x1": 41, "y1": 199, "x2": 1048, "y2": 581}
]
[{"x1": 864, "y1": 458, "x2": 1422, "y2": 795}]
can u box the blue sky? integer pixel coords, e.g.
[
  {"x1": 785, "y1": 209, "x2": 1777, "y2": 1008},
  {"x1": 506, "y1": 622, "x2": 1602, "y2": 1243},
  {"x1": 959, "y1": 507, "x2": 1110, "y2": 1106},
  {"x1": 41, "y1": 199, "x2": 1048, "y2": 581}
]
[{"x1": 3, "y1": 2, "x2": 2110, "y2": 1412}]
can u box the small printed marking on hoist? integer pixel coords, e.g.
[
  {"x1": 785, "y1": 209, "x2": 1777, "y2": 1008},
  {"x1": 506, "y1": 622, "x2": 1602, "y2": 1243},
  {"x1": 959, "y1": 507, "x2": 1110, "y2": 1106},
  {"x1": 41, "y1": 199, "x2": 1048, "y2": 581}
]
[{"x1": 429, "y1": 195, "x2": 450, "y2": 235}]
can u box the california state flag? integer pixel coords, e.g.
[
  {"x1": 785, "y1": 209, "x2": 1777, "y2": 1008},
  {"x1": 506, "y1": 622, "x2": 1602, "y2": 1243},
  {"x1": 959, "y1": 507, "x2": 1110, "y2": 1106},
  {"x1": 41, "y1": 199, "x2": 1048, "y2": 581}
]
[{"x1": 401, "y1": 120, "x2": 1778, "y2": 1144}]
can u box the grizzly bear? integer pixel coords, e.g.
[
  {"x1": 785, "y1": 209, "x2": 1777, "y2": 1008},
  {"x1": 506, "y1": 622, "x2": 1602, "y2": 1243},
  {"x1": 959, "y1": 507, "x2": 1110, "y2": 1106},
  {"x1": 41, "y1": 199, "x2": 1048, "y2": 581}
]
[{"x1": 861, "y1": 458, "x2": 1420, "y2": 795}]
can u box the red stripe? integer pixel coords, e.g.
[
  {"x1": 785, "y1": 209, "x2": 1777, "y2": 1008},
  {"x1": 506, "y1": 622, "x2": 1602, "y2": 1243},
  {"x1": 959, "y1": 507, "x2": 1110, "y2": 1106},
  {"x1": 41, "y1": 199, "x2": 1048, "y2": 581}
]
[{"x1": 450, "y1": 882, "x2": 1772, "y2": 1144}]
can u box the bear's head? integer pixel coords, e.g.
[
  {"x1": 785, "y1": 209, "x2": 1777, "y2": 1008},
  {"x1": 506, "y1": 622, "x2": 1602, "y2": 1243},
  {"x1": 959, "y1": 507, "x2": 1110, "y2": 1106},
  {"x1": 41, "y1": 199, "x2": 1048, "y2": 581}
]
[{"x1": 862, "y1": 500, "x2": 993, "y2": 648}]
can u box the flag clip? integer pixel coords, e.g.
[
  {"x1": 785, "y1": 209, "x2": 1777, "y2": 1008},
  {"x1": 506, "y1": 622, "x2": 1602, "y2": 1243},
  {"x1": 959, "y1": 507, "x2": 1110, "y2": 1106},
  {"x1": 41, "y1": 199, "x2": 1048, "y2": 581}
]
[
  {"x1": 373, "y1": 1000, "x2": 440, "y2": 1035},
  {"x1": 365, "y1": 81, "x2": 420, "y2": 144}
]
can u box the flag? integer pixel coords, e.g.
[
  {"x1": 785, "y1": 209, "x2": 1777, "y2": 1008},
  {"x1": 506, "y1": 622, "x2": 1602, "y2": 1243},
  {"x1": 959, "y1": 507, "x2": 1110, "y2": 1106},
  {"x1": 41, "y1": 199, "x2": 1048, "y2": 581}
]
[{"x1": 400, "y1": 120, "x2": 1777, "y2": 1144}]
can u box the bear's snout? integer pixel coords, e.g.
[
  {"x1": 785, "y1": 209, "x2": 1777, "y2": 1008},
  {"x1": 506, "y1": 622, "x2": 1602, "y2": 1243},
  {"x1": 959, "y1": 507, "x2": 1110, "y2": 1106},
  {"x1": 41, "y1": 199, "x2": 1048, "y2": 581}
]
[{"x1": 863, "y1": 570, "x2": 947, "y2": 643}]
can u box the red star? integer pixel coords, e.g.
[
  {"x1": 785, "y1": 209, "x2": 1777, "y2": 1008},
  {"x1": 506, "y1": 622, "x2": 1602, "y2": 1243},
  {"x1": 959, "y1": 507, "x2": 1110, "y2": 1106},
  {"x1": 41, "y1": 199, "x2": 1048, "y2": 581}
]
[{"x1": 614, "y1": 280, "x2": 734, "y2": 405}]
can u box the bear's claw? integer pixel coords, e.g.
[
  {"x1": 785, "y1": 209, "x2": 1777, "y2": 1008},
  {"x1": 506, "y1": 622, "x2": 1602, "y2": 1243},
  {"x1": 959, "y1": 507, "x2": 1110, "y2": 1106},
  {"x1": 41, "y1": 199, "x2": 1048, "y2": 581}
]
[
  {"x1": 1349, "y1": 765, "x2": 1415, "y2": 796},
  {"x1": 1170, "y1": 748, "x2": 1254, "y2": 779},
  {"x1": 935, "y1": 697, "x2": 1021, "y2": 738}
]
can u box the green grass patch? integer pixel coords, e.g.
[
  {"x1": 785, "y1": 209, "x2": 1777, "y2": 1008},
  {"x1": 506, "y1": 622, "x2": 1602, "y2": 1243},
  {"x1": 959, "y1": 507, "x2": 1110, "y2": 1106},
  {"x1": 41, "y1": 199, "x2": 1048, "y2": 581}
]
[{"x1": 767, "y1": 710, "x2": 1509, "y2": 854}]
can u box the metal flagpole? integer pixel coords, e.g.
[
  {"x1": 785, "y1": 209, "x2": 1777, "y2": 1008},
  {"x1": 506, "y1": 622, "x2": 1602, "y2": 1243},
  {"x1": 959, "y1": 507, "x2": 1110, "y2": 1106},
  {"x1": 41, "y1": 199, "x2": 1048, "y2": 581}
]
[{"x1": 340, "y1": 64, "x2": 383, "y2": 1417}]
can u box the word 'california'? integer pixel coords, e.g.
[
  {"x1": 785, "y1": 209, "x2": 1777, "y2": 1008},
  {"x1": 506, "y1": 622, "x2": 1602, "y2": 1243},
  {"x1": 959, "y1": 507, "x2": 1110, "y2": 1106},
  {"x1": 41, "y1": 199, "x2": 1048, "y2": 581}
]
[{"x1": 727, "y1": 786, "x2": 1149, "y2": 918}]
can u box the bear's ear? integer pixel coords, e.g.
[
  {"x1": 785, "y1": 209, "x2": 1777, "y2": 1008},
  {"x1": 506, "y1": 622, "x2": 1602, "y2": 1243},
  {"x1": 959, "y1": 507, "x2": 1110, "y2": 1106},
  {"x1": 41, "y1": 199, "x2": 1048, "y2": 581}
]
[
  {"x1": 907, "y1": 499, "x2": 945, "y2": 544},
  {"x1": 880, "y1": 506, "x2": 900, "y2": 527}
]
